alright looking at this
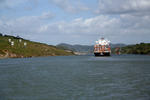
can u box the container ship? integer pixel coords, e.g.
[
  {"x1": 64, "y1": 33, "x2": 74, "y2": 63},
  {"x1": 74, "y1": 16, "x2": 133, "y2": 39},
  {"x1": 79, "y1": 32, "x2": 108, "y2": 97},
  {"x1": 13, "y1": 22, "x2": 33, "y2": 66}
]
[{"x1": 94, "y1": 38, "x2": 111, "y2": 56}]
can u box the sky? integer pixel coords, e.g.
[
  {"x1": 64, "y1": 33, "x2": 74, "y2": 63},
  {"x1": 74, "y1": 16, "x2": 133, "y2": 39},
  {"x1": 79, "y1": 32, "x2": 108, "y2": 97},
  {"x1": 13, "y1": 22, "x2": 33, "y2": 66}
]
[{"x1": 0, "y1": 0, "x2": 150, "y2": 45}]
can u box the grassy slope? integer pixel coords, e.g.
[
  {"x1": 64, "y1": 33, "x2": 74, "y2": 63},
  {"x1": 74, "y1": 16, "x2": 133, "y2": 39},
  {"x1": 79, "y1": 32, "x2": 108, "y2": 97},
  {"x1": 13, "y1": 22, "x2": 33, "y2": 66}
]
[{"x1": 0, "y1": 35, "x2": 74, "y2": 58}]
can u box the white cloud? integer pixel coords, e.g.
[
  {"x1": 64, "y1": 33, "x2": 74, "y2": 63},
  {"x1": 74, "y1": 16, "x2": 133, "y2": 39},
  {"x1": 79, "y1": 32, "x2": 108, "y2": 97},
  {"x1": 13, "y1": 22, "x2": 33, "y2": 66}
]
[
  {"x1": 0, "y1": 12, "x2": 54, "y2": 37},
  {"x1": 27, "y1": 14, "x2": 150, "y2": 44},
  {"x1": 49, "y1": 0, "x2": 89, "y2": 13},
  {"x1": 1, "y1": 12, "x2": 150, "y2": 44},
  {"x1": 0, "y1": 0, "x2": 39, "y2": 11},
  {"x1": 0, "y1": 0, "x2": 150, "y2": 44},
  {"x1": 0, "y1": 0, "x2": 89, "y2": 13},
  {"x1": 0, "y1": 0, "x2": 28, "y2": 9},
  {"x1": 96, "y1": 0, "x2": 150, "y2": 15},
  {"x1": 39, "y1": 12, "x2": 55, "y2": 19}
]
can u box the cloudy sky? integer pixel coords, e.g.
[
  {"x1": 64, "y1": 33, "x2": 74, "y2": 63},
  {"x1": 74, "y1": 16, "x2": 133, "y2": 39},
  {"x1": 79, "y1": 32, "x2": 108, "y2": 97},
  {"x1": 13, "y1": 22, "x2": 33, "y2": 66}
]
[{"x1": 0, "y1": 0, "x2": 150, "y2": 45}]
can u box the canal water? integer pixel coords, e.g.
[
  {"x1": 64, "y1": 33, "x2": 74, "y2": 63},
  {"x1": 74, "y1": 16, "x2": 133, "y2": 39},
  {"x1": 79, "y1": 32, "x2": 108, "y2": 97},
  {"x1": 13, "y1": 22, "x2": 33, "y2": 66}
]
[{"x1": 0, "y1": 55, "x2": 150, "y2": 100}]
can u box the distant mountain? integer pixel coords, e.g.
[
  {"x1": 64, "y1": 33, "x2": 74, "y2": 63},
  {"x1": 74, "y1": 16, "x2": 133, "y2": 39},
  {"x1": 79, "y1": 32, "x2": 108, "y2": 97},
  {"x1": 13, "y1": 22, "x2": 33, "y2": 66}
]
[
  {"x1": 110, "y1": 43, "x2": 126, "y2": 48},
  {"x1": 56, "y1": 43, "x2": 126, "y2": 53},
  {"x1": 57, "y1": 43, "x2": 93, "y2": 53}
]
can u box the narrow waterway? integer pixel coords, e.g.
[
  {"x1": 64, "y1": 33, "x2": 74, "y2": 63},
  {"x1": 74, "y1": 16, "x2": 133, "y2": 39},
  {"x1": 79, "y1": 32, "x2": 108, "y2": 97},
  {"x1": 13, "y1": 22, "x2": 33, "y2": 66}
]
[{"x1": 0, "y1": 55, "x2": 150, "y2": 100}]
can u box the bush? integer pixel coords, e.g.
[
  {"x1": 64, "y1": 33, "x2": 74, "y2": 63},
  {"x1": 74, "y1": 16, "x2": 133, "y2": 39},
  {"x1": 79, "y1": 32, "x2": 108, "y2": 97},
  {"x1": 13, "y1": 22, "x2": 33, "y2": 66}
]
[{"x1": 0, "y1": 33, "x2": 3, "y2": 36}]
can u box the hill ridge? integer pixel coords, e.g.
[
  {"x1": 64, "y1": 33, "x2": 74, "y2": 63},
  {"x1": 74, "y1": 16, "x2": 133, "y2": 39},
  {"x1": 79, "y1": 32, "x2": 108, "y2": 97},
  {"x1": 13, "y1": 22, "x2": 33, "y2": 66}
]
[{"x1": 0, "y1": 34, "x2": 74, "y2": 58}]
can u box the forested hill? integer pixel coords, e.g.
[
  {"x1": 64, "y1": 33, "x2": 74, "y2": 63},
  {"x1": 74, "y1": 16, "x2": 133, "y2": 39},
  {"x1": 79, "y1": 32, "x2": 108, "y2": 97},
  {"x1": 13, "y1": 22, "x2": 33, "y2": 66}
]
[
  {"x1": 121, "y1": 43, "x2": 150, "y2": 55},
  {"x1": 0, "y1": 34, "x2": 74, "y2": 58}
]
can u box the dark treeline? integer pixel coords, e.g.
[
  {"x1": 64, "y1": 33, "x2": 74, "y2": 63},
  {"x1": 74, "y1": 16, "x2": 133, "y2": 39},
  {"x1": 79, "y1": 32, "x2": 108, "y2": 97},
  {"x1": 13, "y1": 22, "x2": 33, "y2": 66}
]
[{"x1": 0, "y1": 33, "x2": 23, "y2": 39}]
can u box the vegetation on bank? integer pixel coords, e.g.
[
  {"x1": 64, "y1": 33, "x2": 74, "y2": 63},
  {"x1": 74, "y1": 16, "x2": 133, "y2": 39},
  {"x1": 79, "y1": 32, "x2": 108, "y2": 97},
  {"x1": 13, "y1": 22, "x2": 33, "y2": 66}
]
[
  {"x1": 0, "y1": 34, "x2": 74, "y2": 58},
  {"x1": 121, "y1": 43, "x2": 150, "y2": 55}
]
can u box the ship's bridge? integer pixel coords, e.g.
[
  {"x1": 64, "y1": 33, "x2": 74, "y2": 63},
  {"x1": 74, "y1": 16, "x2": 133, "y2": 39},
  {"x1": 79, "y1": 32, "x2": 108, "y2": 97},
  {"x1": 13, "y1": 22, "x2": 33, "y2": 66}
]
[{"x1": 95, "y1": 38, "x2": 110, "y2": 45}]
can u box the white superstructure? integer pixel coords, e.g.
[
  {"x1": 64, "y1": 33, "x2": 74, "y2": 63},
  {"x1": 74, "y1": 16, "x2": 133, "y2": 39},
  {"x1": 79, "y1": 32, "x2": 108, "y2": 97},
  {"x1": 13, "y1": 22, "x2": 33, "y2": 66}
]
[{"x1": 95, "y1": 38, "x2": 110, "y2": 45}]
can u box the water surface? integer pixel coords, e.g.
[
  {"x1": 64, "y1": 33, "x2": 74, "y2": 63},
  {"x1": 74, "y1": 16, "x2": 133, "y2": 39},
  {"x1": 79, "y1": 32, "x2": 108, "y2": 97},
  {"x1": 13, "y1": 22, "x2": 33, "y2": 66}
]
[{"x1": 0, "y1": 55, "x2": 150, "y2": 100}]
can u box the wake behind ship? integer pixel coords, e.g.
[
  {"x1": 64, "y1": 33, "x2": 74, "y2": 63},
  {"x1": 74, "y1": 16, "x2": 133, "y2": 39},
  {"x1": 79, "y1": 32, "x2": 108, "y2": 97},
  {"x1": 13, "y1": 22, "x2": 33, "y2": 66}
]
[{"x1": 94, "y1": 38, "x2": 111, "y2": 56}]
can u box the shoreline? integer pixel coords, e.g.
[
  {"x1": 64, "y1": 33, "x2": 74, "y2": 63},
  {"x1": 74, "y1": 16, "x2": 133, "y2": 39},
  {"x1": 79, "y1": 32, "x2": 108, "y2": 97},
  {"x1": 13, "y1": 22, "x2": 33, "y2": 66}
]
[
  {"x1": 1, "y1": 53, "x2": 150, "y2": 59},
  {"x1": 0, "y1": 50, "x2": 75, "y2": 59},
  {"x1": 0, "y1": 54, "x2": 75, "y2": 59}
]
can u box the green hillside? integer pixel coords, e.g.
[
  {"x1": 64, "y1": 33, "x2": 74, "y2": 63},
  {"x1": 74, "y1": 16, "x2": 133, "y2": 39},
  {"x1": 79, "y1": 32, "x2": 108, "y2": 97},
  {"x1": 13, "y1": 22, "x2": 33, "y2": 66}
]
[
  {"x1": 121, "y1": 43, "x2": 150, "y2": 55},
  {"x1": 0, "y1": 34, "x2": 74, "y2": 58}
]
